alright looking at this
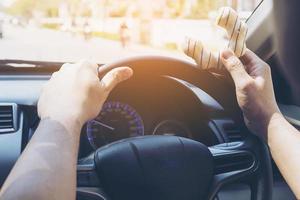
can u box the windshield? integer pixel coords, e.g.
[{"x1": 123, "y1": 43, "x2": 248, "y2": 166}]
[{"x1": 0, "y1": 0, "x2": 260, "y2": 63}]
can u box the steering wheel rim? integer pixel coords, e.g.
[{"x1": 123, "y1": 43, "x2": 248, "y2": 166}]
[{"x1": 77, "y1": 55, "x2": 273, "y2": 200}]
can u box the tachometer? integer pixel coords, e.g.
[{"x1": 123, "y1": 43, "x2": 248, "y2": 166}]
[
  {"x1": 153, "y1": 120, "x2": 191, "y2": 138},
  {"x1": 87, "y1": 101, "x2": 144, "y2": 149}
]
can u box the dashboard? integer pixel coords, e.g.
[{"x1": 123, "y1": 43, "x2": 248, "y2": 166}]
[
  {"x1": 1, "y1": 57, "x2": 297, "y2": 199},
  {"x1": 0, "y1": 58, "x2": 242, "y2": 187}
]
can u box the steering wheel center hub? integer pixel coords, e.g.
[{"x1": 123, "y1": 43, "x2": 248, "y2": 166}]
[{"x1": 94, "y1": 136, "x2": 214, "y2": 200}]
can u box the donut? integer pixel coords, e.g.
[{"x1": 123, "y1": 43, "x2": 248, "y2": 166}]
[{"x1": 183, "y1": 7, "x2": 248, "y2": 70}]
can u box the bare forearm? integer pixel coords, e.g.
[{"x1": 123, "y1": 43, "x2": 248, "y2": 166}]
[
  {"x1": 267, "y1": 113, "x2": 300, "y2": 198},
  {"x1": 0, "y1": 119, "x2": 81, "y2": 200}
]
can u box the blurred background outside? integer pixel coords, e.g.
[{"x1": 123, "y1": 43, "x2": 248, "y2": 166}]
[{"x1": 0, "y1": 0, "x2": 260, "y2": 63}]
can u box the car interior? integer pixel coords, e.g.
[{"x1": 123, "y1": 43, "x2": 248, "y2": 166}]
[{"x1": 0, "y1": 0, "x2": 299, "y2": 199}]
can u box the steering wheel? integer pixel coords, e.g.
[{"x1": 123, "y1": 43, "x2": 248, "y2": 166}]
[{"x1": 76, "y1": 56, "x2": 273, "y2": 200}]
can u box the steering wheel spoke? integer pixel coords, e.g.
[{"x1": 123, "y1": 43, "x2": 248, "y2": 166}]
[
  {"x1": 76, "y1": 153, "x2": 110, "y2": 200},
  {"x1": 77, "y1": 187, "x2": 108, "y2": 200},
  {"x1": 77, "y1": 158, "x2": 110, "y2": 200},
  {"x1": 208, "y1": 141, "x2": 258, "y2": 199}
]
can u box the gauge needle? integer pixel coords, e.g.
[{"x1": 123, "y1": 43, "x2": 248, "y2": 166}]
[{"x1": 93, "y1": 120, "x2": 115, "y2": 131}]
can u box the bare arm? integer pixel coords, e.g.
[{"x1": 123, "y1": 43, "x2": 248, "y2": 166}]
[
  {"x1": 267, "y1": 113, "x2": 300, "y2": 198},
  {"x1": 0, "y1": 61, "x2": 133, "y2": 200},
  {"x1": 221, "y1": 49, "x2": 300, "y2": 199},
  {"x1": 0, "y1": 119, "x2": 81, "y2": 200}
]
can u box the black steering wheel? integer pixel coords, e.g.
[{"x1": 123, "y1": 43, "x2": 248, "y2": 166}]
[{"x1": 76, "y1": 56, "x2": 273, "y2": 200}]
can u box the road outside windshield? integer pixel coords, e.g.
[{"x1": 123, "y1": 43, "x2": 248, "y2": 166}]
[{"x1": 0, "y1": 0, "x2": 260, "y2": 63}]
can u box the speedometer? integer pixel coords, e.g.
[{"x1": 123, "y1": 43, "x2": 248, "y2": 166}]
[{"x1": 87, "y1": 101, "x2": 144, "y2": 149}]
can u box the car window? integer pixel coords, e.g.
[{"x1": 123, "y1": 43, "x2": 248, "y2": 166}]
[{"x1": 0, "y1": 0, "x2": 261, "y2": 64}]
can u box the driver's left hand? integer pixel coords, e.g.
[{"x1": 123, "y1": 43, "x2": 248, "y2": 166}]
[{"x1": 38, "y1": 60, "x2": 133, "y2": 132}]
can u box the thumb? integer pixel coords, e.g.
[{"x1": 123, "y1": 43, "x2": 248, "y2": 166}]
[
  {"x1": 221, "y1": 49, "x2": 252, "y2": 85},
  {"x1": 100, "y1": 67, "x2": 133, "y2": 93}
]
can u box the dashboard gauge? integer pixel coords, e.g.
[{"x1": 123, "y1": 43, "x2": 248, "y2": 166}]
[
  {"x1": 87, "y1": 101, "x2": 144, "y2": 149},
  {"x1": 153, "y1": 120, "x2": 191, "y2": 138}
]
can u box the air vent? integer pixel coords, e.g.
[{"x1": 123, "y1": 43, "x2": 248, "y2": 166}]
[
  {"x1": 211, "y1": 119, "x2": 243, "y2": 143},
  {"x1": 214, "y1": 152, "x2": 255, "y2": 174},
  {"x1": 223, "y1": 122, "x2": 242, "y2": 142},
  {"x1": 0, "y1": 104, "x2": 16, "y2": 133}
]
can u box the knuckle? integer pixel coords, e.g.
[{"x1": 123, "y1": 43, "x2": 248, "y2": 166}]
[
  {"x1": 240, "y1": 79, "x2": 256, "y2": 91},
  {"x1": 61, "y1": 63, "x2": 72, "y2": 70},
  {"x1": 61, "y1": 63, "x2": 69, "y2": 68},
  {"x1": 77, "y1": 60, "x2": 89, "y2": 69},
  {"x1": 227, "y1": 57, "x2": 243, "y2": 71},
  {"x1": 80, "y1": 60, "x2": 90, "y2": 66},
  {"x1": 82, "y1": 74, "x2": 99, "y2": 88},
  {"x1": 51, "y1": 72, "x2": 58, "y2": 79},
  {"x1": 79, "y1": 60, "x2": 97, "y2": 69},
  {"x1": 112, "y1": 71, "x2": 121, "y2": 82},
  {"x1": 91, "y1": 62, "x2": 98, "y2": 69},
  {"x1": 262, "y1": 63, "x2": 271, "y2": 73},
  {"x1": 103, "y1": 85, "x2": 110, "y2": 93},
  {"x1": 78, "y1": 61, "x2": 99, "y2": 75}
]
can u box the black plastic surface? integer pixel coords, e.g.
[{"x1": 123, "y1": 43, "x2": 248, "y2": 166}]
[
  {"x1": 273, "y1": 0, "x2": 300, "y2": 105},
  {"x1": 95, "y1": 136, "x2": 214, "y2": 200}
]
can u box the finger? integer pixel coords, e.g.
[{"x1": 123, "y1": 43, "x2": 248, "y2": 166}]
[
  {"x1": 77, "y1": 60, "x2": 99, "y2": 72},
  {"x1": 240, "y1": 49, "x2": 271, "y2": 76},
  {"x1": 51, "y1": 63, "x2": 71, "y2": 79},
  {"x1": 221, "y1": 49, "x2": 252, "y2": 85},
  {"x1": 240, "y1": 49, "x2": 263, "y2": 66},
  {"x1": 100, "y1": 67, "x2": 133, "y2": 92},
  {"x1": 61, "y1": 63, "x2": 72, "y2": 70},
  {"x1": 50, "y1": 72, "x2": 59, "y2": 79}
]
